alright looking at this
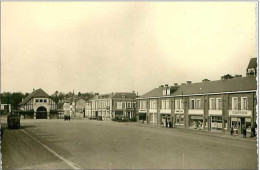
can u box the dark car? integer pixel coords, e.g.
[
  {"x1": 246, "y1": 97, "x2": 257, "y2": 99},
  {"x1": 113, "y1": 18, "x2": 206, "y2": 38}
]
[
  {"x1": 7, "y1": 114, "x2": 20, "y2": 129},
  {"x1": 64, "y1": 114, "x2": 70, "y2": 121}
]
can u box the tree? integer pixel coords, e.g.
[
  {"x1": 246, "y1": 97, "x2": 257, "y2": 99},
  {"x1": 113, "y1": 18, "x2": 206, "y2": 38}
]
[{"x1": 78, "y1": 92, "x2": 82, "y2": 97}]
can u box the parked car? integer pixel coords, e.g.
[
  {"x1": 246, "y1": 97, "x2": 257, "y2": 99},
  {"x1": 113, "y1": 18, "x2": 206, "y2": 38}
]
[
  {"x1": 64, "y1": 114, "x2": 70, "y2": 121},
  {"x1": 7, "y1": 114, "x2": 20, "y2": 129}
]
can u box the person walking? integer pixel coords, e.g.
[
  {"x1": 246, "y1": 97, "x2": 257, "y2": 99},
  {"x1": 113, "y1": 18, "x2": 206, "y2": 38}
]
[
  {"x1": 230, "y1": 126, "x2": 234, "y2": 135},
  {"x1": 243, "y1": 127, "x2": 247, "y2": 138}
]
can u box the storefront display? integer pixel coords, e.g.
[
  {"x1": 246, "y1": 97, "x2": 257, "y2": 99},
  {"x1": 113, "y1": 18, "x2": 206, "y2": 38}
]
[{"x1": 189, "y1": 115, "x2": 203, "y2": 129}]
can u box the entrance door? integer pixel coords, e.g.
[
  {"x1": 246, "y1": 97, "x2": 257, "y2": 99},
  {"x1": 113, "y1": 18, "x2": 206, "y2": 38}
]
[{"x1": 36, "y1": 106, "x2": 47, "y2": 119}]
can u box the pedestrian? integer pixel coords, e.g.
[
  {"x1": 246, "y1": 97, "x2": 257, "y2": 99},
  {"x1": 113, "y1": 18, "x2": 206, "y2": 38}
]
[
  {"x1": 251, "y1": 126, "x2": 256, "y2": 137},
  {"x1": 161, "y1": 122, "x2": 164, "y2": 127},
  {"x1": 230, "y1": 126, "x2": 234, "y2": 135},
  {"x1": 243, "y1": 126, "x2": 247, "y2": 138}
]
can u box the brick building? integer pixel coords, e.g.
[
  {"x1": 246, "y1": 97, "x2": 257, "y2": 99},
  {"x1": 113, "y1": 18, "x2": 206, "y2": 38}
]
[{"x1": 136, "y1": 58, "x2": 257, "y2": 134}]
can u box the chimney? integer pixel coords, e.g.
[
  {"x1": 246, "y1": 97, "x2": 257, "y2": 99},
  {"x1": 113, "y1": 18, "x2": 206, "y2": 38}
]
[
  {"x1": 174, "y1": 83, "x2": 178, "y2": 86},
  {"x1": 181, "y1": 83, "x2": 186, "y2": 85},
  {"x1": 160, "y1": 85, "x2": 164, "y2": 88},
  {"x1": 165, "y1": 84, "x2": 168, "y2": 87},
  {"x1": 186, "y1": 81, "x2": 192, "y2": 84}
]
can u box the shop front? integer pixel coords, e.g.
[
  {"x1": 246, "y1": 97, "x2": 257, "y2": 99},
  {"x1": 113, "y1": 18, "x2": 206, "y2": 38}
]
[
  {"x1": 138, "y1": 109, "x2": 147, "y2": 123},
  {"x1": 160, "y1": 114, "x2": 172, "y2": 127},
  {"x1": 229, "y1": 110, "x2": 252, "y2": 134},
  {"x1": 208, "y1": 110, "x2": 223, "y2": 131},
  {"x1": 174, "y1": 109, "x2": 184, "y2": 127},
  {"x1": 188, "y1": 110, "x2": 204, "y2": 129}
]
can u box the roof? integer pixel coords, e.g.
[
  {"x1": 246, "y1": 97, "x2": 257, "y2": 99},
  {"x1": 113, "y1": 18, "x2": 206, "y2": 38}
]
[
  {"x1": 140, "y1": 86, "x2": 179, "y2": 98},
  {"x1": 19, "y1": 88, "x2": 49, "y2": 105},
  {"x1": 112, "y1": 92, "x2": 137, "y2": 99},
  {"x1": 247, "y1": 58, "x2": 257, "y2": 69},
  {"x1": 139, "y1": 76, "x2": 256, "y2": 98},
  {"x1": 172, "y1": 76, "x2": 256, "y2": 96}
]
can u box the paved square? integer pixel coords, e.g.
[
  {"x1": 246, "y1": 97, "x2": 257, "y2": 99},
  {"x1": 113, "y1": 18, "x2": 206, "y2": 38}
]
[{"x1": 2, "y1": 118, "x2": 257, "y2": 169}]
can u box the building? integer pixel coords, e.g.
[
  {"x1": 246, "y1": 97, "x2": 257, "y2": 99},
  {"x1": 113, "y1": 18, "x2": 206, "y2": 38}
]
[
  {"x1": 246, "y1": 58, "x2": 257, "y2": 76},
  {"x1": 136, "y1": 58, "x2": 257, "y2": 134},
  {"x1": 19, "y1": 88, "x2": 57, "y2": 119},
  {"x1": 85, "y1": 92, "x2": 137, "y2": 120}
]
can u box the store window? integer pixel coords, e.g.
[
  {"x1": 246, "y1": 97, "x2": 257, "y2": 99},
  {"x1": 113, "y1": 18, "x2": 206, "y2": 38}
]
[
  {"x1": 211, "y1": 116, "x2": 222, "y2": 130},
  {"x1": 241, "y1": 97, "x2": 248, "y2": 110},
  {"x1": 232, "y1": 97, "x2": 238, "y2": 110}
]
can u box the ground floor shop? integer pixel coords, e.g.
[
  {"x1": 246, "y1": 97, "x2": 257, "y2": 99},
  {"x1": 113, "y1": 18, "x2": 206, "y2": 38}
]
[
  {"x1": 189, "y1": 115, "x2": 204, "y2": 129},
  {"x1": 160, "y1": 114, "x2": 172, "y2": 128},
  {"x1": 230, "y1": 117, "x2": 252, "y2": 134},
  {"x1": 175, "y1": 113, "x2": 184, "y2": 127}
]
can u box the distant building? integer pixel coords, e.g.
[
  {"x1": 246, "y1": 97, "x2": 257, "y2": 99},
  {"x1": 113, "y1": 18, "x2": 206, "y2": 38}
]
[
  {"x1": 85, "y1": 92, "x2": 137, "y2": 120},
  {"x1": 246, "y1": 58, "x2": 257, "y2": 76},
  {"x1": 19, "y1": 88, "x2": 57, "y2": 119}
]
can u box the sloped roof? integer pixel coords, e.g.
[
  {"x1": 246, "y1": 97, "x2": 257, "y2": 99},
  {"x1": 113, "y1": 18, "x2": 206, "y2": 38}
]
[
  {"x1": 112, "y1": 92, "x2": 137, "y2": 99},
  {"x1": 140, "y1": 88, "x2": 164, "y2": 98},
  {"x1": 140, "y1": 86, "x2": 179, "y2": 98},
  {"x1": 172, "y1": 76, "x2": 256, "y2": 96},
  {"x1": 247, "y1": 58, "x2": 257, "y2": 69},
  {"x1": 19, "y1": 88, "x2": 49, "y2": 105}
]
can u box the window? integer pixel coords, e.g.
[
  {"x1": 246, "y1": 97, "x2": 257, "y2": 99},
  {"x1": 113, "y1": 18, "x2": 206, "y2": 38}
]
[
  {"x1": 175, "y1": 100, "x2": 180, "y2": 109},
  {"x1": 161, "y1": 100, "x2": 166, "y2": 109},
  {"x1": 216, "y1": 98, "x2": 222, "y2": 110},
  {"x1": 150, "y1": 101, "x2": 153, "y2": 109},
  {"x1": 122, "y1": 102, "x2": 125, "y2": 109},
  {"x1": 140, "y1": 101, "x2": 146, "y2": 109},
  {"x1": 196, "y1": 99, "x2": 201, "y2": 109},
  {"x1": 232, "y1": 97, "x2": 238, "y2": 110},
  {"x1": 40, "y1": 99, "x2": 43, "y2": 102},
  {"x1": 44, "y1": 99, "x2": 47, "y2": 103},
  {"x1": 154, "y1": 100, "x2": 157, "y2": 109},
  {"x1": 117, "y1": 102, "x2": 122, "y2": 109},
  {"x1": 190, "y1": 99, "x2": 195, "y2": 109},
  {"x1": 166, "y1": 100, "x2": 170, "y2": 109},
  {"x1": 241, "y1": 97, "x2": 248, "y2": 110},
  {"x1": 210, "y1": 98, "x2": 215, "y2": 110},
  {"x1": 127, "y1": 102, "x2": 131, "y2": 108},
  {"x1": 180, "y1": 99, "x2": 184, "y2": 109},
  {"x1": 35, "y1": 99, "x2": 39, "y2": 103}
]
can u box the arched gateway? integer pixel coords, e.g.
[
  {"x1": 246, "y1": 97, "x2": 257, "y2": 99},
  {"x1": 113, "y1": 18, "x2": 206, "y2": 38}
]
[{"x1": 36, "y1": 106, "x2": 47, "y2": 119}]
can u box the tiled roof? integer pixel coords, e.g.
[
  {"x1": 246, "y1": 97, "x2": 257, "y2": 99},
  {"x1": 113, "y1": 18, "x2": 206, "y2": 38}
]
[
  {"x1": 172, "y1": 76, "x2": 256, "y2": 96},
  {"x1": 139, "y1": 76, "x2": 256, "y2": 98},
  {"x1": 247, "y1": 58, "x2": 257, "y2": 69},
  {"x1": 19, "y1": 88, "x2": 49, "y2": 105},
  {"x1": 140, "y1": 86, "x2": 179, "y2": 98},
  {"x1": 112, "y1": 92, "x2": 137, "y2": 99}
]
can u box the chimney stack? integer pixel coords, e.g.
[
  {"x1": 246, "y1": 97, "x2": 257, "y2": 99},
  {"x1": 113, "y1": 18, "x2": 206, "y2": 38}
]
[{"x1": 186, "y1": 81, "x2": 192, "y2": 84}]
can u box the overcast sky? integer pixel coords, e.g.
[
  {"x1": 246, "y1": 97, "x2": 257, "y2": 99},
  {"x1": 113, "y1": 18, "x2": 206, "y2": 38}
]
[{"x1": 1, "y1": 2, "x2": 257, "y2": 95}]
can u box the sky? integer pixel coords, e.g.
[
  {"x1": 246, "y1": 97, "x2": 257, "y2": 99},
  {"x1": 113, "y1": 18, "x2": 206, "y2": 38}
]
[{"x1": 1, "y1": 1, "x2": 257, "y2": 95}]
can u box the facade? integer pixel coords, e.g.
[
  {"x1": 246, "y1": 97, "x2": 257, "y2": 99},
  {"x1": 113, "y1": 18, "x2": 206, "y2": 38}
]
[
  {"x1": 19, "y1": 88, "x2": 57, "y2": 119},
  {"x1": 85, "y1": 92, "x2": 137, "y2": 120},
  {"x1": 136, "y1": 59, "x2": 257, "y2": 134}
]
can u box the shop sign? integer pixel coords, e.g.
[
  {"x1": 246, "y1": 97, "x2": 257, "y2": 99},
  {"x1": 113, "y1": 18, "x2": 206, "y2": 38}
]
[
  {"x1": 228, "y1": 110, "x2": 251, "y2": 117},
  {"x1": 139, "y1": 109, "x2": 147, "y2": 113},
  {"x1": 174, "y1": 109, "x2": 184, "y2": 113}
]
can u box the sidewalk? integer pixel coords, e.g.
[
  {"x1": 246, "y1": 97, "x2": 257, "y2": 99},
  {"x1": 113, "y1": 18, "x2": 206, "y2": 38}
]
[{"x1": 132, "y1": 122, "x2": 257, "y2": 142}]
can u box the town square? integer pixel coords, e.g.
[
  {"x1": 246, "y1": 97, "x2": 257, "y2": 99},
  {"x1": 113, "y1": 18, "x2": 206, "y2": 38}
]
[{"x1": 1, "y1": 1, "x2": 258, "y2": 169}]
